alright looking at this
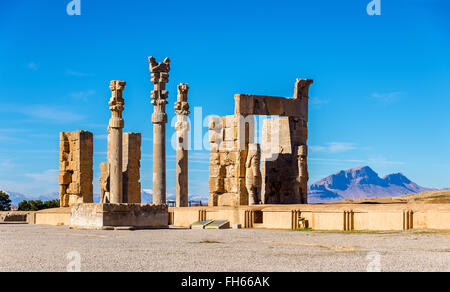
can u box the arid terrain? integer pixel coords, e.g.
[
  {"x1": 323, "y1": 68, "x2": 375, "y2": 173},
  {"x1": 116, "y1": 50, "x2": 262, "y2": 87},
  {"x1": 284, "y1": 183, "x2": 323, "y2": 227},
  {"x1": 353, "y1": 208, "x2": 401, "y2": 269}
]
[{"x1": 0, "y1": 224, "x2": 449, "y2": 272}]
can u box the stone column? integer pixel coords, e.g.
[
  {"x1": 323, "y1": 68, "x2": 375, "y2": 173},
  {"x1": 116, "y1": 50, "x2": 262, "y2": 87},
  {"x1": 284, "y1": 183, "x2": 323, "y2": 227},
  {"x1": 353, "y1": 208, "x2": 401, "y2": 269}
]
[
  {"x1": 175, "y1": 83, "x2": 190, "y2": 207},
  {"x1": 149, "y1": 57, "x2": 170, "y2": 205},
  {"x1": 245, "y1": 143, "x2": 262, "y2": 205},
  {"x1": 108, "y1": 80, "x2": 126, "y2": 204}
]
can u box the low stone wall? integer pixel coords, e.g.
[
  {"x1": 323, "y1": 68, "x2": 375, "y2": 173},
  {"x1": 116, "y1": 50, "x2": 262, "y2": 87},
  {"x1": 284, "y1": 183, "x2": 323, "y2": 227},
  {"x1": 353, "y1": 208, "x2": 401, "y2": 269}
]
[
  {"x1": 30, "y1": 203, "x2": 450, "y2": 231},
  {"x1": 35, "y1": 208, "x2": 71, "y2": 226},
  {"x1": 0, "y1": 211, "x2": 34, "y2": 224},
  {"x1": 169, "y1": 204, "x2": 450, "y2": 231}
]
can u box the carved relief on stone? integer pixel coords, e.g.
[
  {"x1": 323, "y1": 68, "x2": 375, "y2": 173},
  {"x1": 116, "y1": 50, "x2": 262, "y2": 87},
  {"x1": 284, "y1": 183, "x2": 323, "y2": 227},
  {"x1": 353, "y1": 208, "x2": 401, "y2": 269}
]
[
  {"x1": 245, "y1": 144, "x2": 262, "y2": 205},
  {"x1": 99, "y1": 162, "x2": 110, "y2": 203},
  {"x1": 296, "y1": 145, "x2": 308, "y2": 204},
  {"x1": 122, "y1": 133, "x2": 142, "y2": 204}
]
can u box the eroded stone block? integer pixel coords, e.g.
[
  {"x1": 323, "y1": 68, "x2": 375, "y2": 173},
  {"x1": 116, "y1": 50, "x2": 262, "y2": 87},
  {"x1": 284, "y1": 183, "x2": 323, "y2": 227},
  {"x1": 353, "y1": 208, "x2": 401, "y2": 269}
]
[
  {"x1": 59, "y1": 131, "x2": 93, "y2": 207},
  {"x1": 70, "y1": 203, "x2": 169, "y2": 230}
]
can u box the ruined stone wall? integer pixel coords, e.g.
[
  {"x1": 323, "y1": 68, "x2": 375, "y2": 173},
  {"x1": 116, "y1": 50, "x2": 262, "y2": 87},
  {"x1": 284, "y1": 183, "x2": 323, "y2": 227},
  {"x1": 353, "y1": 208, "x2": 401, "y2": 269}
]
[
  {"x1": 122, "y1": 132, "x2": 142, "y2": 203},
  {"x1": 208, "y1": 115, "x2": 254, "y2": 206},
  {"x1": 208, "y1": 79, "x2": 312, "y2": 206},
  {"x1": 59, "y1": 131, "x2": 93, "y2": 207},
  {"x1": 261, "y1": 117, "x2": 308, "y2": 204}
]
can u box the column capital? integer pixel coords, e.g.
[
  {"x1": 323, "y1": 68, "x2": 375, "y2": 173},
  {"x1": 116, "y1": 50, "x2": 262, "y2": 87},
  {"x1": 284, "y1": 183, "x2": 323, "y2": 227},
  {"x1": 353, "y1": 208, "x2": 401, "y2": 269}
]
[
  {"x1": 109, "y1": 80, "x2": 126, "y2": 129},
  {"x1": 149, "y1": 57, "x2": 170, "y2": 125},
  {"x1": 149, "y1": 56, "x2": 171, "y2": 74},
  {"x1": 175, "y1": 83, "x2": 190, "y2": 116}
]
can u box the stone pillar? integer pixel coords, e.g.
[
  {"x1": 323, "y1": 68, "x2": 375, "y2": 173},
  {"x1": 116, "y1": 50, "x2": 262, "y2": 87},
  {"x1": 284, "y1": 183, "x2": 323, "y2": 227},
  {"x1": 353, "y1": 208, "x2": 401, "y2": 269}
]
[
  {"x1": 123, "y1": 133, "x2": 142, "y2": 204},
  {"x1": 108, "y1": 80, "x2": 126, "y2": 204},
  {"x1": 149, "y1": 56, "x2": 170, "y2": 205},
  {"x1": 174, "y1": 83, "x2": 190, "y2": 207}
]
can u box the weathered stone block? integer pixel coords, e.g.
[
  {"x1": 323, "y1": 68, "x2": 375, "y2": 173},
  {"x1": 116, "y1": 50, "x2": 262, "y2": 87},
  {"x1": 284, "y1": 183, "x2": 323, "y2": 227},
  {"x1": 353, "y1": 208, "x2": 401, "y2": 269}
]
[
  {"x1": 220, "y1": 152, "x2": 237, "y2": 166},
  {"x1": 210, "y1": 152, "x2": 220, "y2": 165},
  {"x1": 209, "y1": 178, "x2": 224, "y2": 193},
  {"x1": 225, "y1": 165, "x2": 236, "y2": 178},
  {"x1": 224, "y1": 127, "x2": 237, "y2": 141},
  {"x1": 210, "y1": 165, "x2": 225, "y2": 178},
  {"x1": 219, "y1": 141, "x2": 237, "y2": 152},
  {"x1": 59, "y1": 172, "x2": 71, "y2": 185},
  {"x1": 122, "y1": 132, "x2": 142, "y2": 204},
  {"x1": 59, "y1": 130, "x2": 93, "y2": 207},
  {"x1": 210, "y1": 142, "x2": 219, "y2": 153},
  {"x1": 223, "y1": 115, "x2": 237, "y2": 128},
  {"x1": 70, "y1": 203, "x2": 169, "y2": 230},
  {"x1": 224, "y1": 178, "x2": 239, "y2": 193}
]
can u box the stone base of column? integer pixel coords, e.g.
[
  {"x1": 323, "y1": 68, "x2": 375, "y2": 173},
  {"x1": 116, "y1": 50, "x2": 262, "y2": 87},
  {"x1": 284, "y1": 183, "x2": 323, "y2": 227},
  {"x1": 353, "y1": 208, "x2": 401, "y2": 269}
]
[{"x1": 69, "y1": 203, "x2": 169, "y2": 230}]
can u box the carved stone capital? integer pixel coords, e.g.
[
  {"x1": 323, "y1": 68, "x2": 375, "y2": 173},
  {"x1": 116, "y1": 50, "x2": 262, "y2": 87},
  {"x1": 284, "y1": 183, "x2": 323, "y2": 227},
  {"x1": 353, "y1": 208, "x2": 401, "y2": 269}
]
[
  {"x1": 109, "y1": 80, "x2": 126, "y2": 129},
  {"x1": 109, "y1": 80, "x2": 126, "y2": 105},
  {"x1": 149, "y1": 57, "x2": 170, "y2": 125},
  {"x1": 175, "y1": 83, "x2": 190, "y2": 116},
  {"x1": 149, "y1": 56, "x2": 170, "y2": 73}
]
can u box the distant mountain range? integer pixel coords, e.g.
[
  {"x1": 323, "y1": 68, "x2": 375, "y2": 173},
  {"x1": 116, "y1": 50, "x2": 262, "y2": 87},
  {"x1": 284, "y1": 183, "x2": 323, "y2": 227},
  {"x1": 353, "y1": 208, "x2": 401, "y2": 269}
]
[
  {"x1": 3, "y1": 191, "x2": 59, "y2": 206},
  {"x1": 308, "y1": 166, "x2": 435, "y2": 203}
]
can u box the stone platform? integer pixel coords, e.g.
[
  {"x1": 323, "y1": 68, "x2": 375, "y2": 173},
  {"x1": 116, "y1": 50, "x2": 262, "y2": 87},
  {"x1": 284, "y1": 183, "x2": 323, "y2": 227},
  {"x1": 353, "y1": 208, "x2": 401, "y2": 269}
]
[
  {"x1": 169, "y1": 203, "x2": 450, "y2": 231},
  {"x1": 70, "y1": 203, "x2": 169, "y2": 230}
]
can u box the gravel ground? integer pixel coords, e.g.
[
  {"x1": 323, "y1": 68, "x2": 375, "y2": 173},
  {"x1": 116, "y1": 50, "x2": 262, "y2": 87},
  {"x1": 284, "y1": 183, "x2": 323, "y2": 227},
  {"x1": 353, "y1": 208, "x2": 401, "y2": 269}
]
[{"x1": 0, "y1": 224, "x2": 449, "y2": 272}]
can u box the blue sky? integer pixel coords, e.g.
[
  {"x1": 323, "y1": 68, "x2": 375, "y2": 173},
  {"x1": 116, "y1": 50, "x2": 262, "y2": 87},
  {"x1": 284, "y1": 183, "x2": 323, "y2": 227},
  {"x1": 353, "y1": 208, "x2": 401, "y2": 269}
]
[{"x1": 0, "y1": 0, "x2": 449, "y2": 201}]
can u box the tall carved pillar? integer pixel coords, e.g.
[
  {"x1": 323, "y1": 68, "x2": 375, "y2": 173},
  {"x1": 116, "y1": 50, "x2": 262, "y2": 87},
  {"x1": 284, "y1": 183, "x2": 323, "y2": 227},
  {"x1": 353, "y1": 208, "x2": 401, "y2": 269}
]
[
  {"x1": 297, "y1": 145, "x2": 308, "y2": 204},
  {"x1": 246, "y1": 143, "x2": 262, "y2": 205},
  {"x1": 149, "y1": 57, "x2": 170, "y2": 205},
  {"x1": 108, "y1": 80, "x2": 126, "y2": 204},
  {"x1": 175, "y1": 83, "x2": 190, "y2": 207}
]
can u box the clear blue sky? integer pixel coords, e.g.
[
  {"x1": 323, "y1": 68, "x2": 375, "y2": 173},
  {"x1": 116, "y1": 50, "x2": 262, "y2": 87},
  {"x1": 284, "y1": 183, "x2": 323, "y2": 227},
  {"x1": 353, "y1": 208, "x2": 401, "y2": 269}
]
[{"x1": 0, "y1": 0, "x2": 449, "y2": 201}]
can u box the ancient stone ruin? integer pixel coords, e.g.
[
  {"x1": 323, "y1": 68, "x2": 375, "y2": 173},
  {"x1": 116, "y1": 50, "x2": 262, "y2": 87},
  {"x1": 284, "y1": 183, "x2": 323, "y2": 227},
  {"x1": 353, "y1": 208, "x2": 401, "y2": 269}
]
[
  {"x1": 208, "y1": 114, "x2": 253, "y2": 206},
  {"x1": 100, "y1": 132, "x2": 142, "y2": 204},
  {"x1": 56, "y1": 57, "x2": 311, "y2": 230},
  {"x1": 208, "y1": 79, "x2": 313, "y2": 206},
  {"x1": 122, "y1": 132, "x2": 142, "y2": 204},
  {"x1": 59, "y1": 130, "x2": 93, "y2": 207},
  {"x1": 175, "y1": 83, "x2": 190, "y2": 207},
  {"x1": 107, "y1": 80, "x2": 126, "y2": 204},
  {"x1": 65, "y1": 78, "x2": 167, "y2": 230},
  {"x1": 149, "y1": 56, "x2": 170, "y2": 206}
]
